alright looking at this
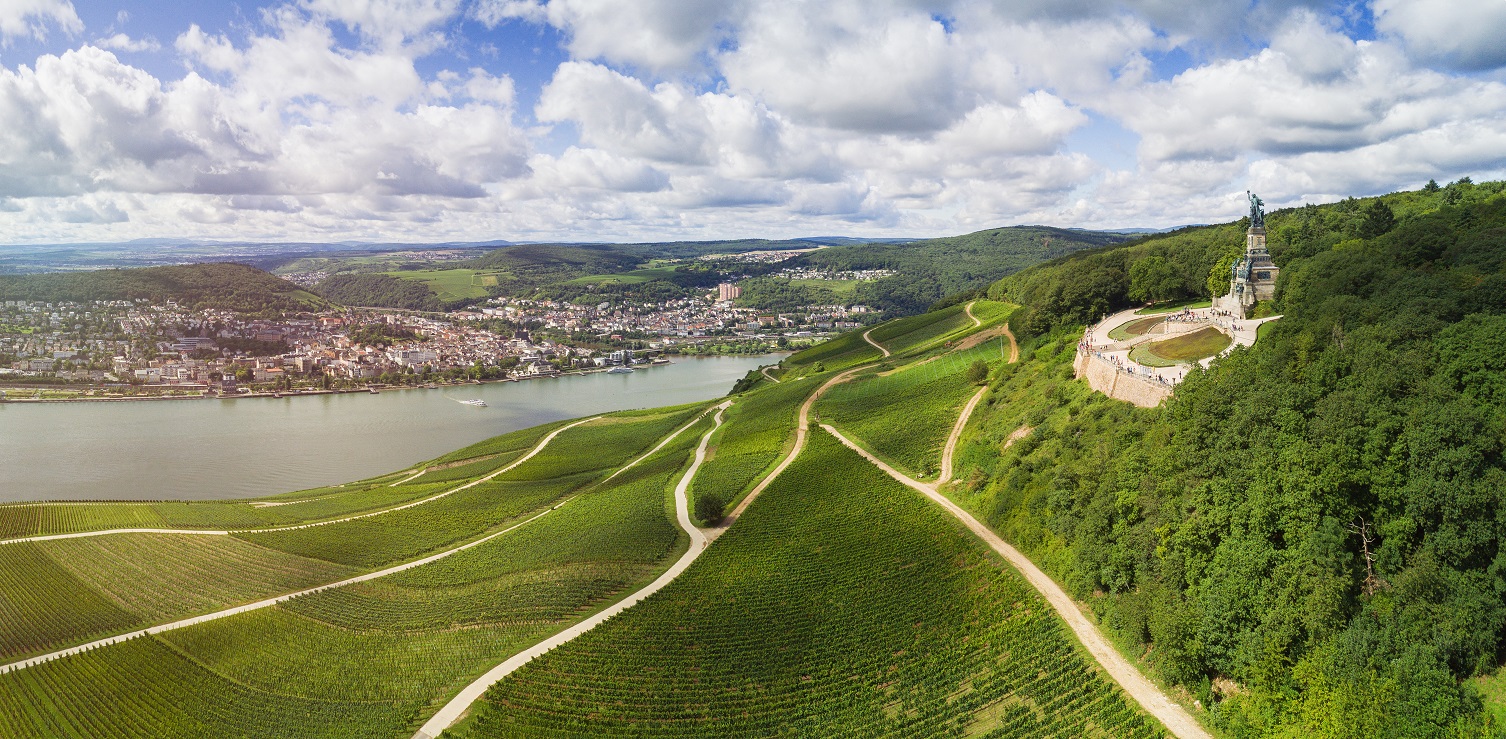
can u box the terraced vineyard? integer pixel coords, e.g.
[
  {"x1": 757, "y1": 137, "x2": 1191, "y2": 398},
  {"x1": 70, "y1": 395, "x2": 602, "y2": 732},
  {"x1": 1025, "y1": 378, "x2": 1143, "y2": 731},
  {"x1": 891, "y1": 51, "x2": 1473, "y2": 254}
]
[
  {"x1": 452, "y1": 431, "x2": 1161, "y2": 738},
  {"x1": 0, "y1": 413, "x2": 714, "y2": 738},
  {"x1": 782, "y1": 327, "x2": 881, "y2": 373},
  {"x1": 688, "y1": 375, "x2": 821, "y2": 521},
  {"x1": 815, "y1": 344, "x2": 996, "y2": 479},
  {"x1": 0, "y1": 535, "x2": 354, "y2": 661}
]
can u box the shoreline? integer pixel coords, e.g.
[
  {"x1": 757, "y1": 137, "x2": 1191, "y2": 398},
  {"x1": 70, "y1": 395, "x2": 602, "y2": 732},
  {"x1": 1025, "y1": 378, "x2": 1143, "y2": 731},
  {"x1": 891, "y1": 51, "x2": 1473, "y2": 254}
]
[{"x1": 0, "y1": 357, "x2": 762, "y2": 405}]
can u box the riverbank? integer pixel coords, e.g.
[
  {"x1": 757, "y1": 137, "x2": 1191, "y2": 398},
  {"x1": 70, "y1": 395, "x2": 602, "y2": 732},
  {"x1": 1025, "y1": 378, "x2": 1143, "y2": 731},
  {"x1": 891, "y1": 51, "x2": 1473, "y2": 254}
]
[
  {"x1": 0, "y1": 359, "x2": 682, "y2": 404},
  {"x1": 0, "y1": 353, "x2": 787, "y2": 502}
]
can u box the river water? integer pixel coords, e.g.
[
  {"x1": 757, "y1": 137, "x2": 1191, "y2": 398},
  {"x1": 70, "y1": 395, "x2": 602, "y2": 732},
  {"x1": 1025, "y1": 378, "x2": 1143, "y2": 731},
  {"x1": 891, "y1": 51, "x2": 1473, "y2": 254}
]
[{"x1": 0, "y1": 355, "x2": 781, "y2": 502}]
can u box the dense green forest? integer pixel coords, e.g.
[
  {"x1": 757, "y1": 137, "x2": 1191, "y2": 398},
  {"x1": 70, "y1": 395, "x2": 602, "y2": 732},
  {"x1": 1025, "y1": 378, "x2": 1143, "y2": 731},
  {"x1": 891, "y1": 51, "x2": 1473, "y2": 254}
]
[
  {"x1": 0, "y1": 263, "x2": 325, "y2": 314},
  {"x1": 313, "y1": 274, "x2": 445, "y2": 311},
  {"x1": 795, "y1": 225, "x2": 1130, "y2": 314},
  {"x1": 961, "y1": 179, "x2": 1506, "y2": 737}
]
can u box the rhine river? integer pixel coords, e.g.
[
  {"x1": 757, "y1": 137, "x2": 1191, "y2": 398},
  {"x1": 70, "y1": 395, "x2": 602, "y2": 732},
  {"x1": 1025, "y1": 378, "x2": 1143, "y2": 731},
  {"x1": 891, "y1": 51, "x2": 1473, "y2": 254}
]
[{"x1": 0, "y1": 354, "x2": 782, "y2": 502}]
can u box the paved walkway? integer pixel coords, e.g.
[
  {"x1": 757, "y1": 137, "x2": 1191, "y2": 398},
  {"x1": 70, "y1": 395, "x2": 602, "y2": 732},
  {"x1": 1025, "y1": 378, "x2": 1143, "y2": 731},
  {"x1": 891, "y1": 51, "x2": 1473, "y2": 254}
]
[
  {"x1": 413, "y1": 400, "x2": 733, "y2": 739},
  {"x1": 862, "y1": 327, "x2": 891, "y2": 357},
  {"x1": 822, "y1": 424, "x2": 1209, "y2": 739},
  {"x1": 1083, "y1": 307, "x2": 1281, "y2": 385},
  {"x1": 0, "y1": 416, "x2": 601, "y2": 546},
  {"x1": 761, "y1": 365, "x2": 781, "y2": 383}
]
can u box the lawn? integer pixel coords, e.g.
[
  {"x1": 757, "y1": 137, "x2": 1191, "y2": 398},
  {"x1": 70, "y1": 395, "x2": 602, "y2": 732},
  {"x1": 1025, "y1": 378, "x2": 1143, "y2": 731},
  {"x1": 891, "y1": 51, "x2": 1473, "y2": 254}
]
[
  {"x1": 1108, "y1": 315, "x2": 1167, "y2": 340},
  {"x1": 1129, "y1": 326, "x2": 1231, "y2": 367},
  {"x1": 1134, "y1": 298, "x2": 1212, "y2": 314}
]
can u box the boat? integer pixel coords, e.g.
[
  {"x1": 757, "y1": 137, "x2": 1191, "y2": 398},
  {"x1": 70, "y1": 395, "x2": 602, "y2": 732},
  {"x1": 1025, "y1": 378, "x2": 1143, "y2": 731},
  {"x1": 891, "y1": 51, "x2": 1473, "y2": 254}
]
[
  {"x1": 607, "y1": 366, "x2": 635, "y2": 374},
  {"x1": 459, "y1": 398, "x2": 488, "y2": 407}
]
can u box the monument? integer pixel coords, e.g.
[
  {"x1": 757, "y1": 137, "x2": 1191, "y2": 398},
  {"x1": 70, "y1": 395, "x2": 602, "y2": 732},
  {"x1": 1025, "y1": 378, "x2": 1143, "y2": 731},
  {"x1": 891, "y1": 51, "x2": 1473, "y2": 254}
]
[{"x1": 1214, "y1": 192, "x2": 1279, "y2": 316}]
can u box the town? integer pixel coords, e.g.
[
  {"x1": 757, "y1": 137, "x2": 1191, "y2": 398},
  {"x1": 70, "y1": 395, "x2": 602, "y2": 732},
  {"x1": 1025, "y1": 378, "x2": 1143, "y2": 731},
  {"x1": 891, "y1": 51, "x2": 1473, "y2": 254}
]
[{"x1": 0, "y1": 286, "x2": 873, "y2": 400}]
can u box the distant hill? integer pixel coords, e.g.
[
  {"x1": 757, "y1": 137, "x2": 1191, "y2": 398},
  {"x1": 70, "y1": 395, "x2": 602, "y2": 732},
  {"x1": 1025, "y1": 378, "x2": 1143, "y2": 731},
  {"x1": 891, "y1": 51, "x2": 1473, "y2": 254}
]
[
  {"x1": 0, "y1": 263, "x2": 326, "y2": 314},
  {"x1": 313, "y1": 274, "x2": 445, "y2": 312},
  {"x1": 786, "y1": 225, "x2": 1132, "y2": 314}
]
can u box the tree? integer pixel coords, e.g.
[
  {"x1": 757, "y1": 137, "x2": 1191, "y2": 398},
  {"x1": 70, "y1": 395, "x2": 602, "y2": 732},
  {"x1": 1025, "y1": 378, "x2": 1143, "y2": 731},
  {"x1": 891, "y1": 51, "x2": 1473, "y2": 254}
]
[
  {"x1": 1423, "y1": 178, "x2": 1441, "y2": 193},
  {"x1": 1207, "y1": 252, "x2": 1239, "y2": 297},
  {"x1": 694, "y1": 492, "x2": 726, "y2": 525},
  {"x1": 1357, "y1": 200, "x2": 1396, "y2": 239},
  {"x1": 1127, "y1": 256, "x2": 1182, "y2": 303},
  {"x1": 965, "y1": 359, "x2": 989, "y2": 384}
]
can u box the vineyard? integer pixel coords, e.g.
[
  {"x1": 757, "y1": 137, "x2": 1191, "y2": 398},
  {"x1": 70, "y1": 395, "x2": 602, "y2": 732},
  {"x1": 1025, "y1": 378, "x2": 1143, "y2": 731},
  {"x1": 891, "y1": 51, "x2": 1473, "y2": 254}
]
[
  {"x1": 688, "y1": 376, "x2": 820, "y2": 522},
  {"x1": 0, "y1": 535, "x2": 354, "y2": 661},
  {"x1": 815, "y1": 344, "x2": 997, "y2": 479},
  {"x1": 0, "y1": 414, "x2": 713, "y2": 738},
  {"x1": 782, "y1": 327, "x2": 881, "y2": 373},
  {"x1": 451, "y1": 431, "x2": 1161, "y2": 738}
]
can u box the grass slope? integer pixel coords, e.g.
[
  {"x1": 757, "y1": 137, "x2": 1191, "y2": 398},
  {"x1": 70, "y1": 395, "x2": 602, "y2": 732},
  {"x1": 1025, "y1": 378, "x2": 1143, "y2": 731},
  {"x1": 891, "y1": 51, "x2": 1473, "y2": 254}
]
[{"x1": 454, "y1": 431, "x2": 1161, "y2": 738}]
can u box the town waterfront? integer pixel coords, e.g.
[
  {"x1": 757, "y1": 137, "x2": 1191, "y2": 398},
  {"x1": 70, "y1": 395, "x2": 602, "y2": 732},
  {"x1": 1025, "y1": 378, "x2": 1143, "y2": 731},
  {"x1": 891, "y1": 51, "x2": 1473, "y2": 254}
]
[{"x1": 0, "y1": 354, "x2": 782, "y2": 502}]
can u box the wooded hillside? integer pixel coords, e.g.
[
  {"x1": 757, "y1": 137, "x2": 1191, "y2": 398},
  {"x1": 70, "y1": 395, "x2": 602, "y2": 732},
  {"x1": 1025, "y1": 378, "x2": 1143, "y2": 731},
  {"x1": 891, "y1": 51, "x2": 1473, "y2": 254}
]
[
  {"x1": 961, "y1": 179, "x2": 1506, "y2": 737},
  {"x1": 0, "y1": 263, "x2": 325, "y2": 314}
]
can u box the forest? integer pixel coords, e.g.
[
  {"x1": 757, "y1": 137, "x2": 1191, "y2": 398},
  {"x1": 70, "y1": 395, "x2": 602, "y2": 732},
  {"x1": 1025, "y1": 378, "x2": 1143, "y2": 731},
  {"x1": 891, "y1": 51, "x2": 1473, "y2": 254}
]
[
  {"x1": 963, "y1": 179, "x2": 1506, "y2": 736},
  {"x1": 0, "y1": 263, "x2": 324, "y2": 315},
  {"x1": 795, "y1": 225, "x2": 1130, "y2": 315}
]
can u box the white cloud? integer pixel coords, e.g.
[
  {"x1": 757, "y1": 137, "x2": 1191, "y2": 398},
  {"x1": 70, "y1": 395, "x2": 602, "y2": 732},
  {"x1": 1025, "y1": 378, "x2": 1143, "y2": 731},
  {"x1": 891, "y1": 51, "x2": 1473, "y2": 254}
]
[
  {"x1": 298, "y1": 0, "x2": 462, "y2": 48},
  {"x1": 0, "y1": 0, "x2": 81, "y2": 43},
  {"x1": 1373, "y1": 0, "x2": 1506, "y2": 71},
  {"x1": 95, "y1": 33, "x2": 160, "y2": 53}
]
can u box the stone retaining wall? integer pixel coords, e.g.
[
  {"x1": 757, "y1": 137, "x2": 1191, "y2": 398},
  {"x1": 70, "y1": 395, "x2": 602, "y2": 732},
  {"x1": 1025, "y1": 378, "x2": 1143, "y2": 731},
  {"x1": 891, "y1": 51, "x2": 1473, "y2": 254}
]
[{"x1": 1074, "y1": 348, "x2": 1172, "y2": 408}]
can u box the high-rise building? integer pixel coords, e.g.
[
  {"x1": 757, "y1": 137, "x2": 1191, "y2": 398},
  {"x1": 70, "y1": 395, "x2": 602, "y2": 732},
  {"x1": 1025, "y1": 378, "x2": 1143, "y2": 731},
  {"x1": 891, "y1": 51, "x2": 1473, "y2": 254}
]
[{"x1": 718, "y1": 282, "x2": 742, "y2": 301}]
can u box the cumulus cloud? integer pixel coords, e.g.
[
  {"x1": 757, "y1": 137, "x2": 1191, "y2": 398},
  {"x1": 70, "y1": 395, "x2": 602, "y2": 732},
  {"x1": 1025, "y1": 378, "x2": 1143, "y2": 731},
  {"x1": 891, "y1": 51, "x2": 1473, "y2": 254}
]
[
  {"x1": 1373, "y1": 0, "x2": 1506, "y2": 71},
  {"x1": 0, "y1": 0, "x2": 81, "y2": 43},
  {"x1": 3, "y1": 0, "x2": 1506, "y2": 242}
]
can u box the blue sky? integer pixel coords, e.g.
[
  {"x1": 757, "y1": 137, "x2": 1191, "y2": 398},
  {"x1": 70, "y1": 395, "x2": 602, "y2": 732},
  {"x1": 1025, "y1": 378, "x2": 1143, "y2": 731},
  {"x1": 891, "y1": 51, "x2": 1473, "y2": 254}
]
[{"x1": 0, "y1": 0, "x2": 1503, "y2": 244}]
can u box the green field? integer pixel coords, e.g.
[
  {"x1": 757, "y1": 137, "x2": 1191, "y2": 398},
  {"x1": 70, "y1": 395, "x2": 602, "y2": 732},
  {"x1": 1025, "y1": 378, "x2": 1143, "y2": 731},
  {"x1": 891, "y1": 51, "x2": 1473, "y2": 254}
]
[
  {"x1": 788, "y1": 277, "x2": 862, "y2": 297},
  {"x1": 384, "y1": 269, "x2": 498, "y2": 302},
  {"x1": 1128, "y1": 326, "x2": 1231, "y2": 366},
  {"x1": 782, "y1": 326, "x2": 881, "y2": 374},
  {"x1": 451, "y1": 432, "x2": 1161, "y2": 738}
]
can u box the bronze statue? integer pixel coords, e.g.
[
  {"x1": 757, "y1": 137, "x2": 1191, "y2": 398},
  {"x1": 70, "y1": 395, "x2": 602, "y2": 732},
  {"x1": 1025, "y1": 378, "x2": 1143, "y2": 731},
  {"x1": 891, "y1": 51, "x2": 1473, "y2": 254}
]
[{"x1": 1247, "y1": 191, "x2": 1265, "y2": 229}]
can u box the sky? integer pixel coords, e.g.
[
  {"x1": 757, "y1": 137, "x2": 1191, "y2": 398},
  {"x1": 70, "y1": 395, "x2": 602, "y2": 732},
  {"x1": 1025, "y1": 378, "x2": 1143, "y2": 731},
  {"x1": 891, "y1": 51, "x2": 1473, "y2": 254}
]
[{"x1": 0, "y1": 0, "x2": 1504, "y2": 245}]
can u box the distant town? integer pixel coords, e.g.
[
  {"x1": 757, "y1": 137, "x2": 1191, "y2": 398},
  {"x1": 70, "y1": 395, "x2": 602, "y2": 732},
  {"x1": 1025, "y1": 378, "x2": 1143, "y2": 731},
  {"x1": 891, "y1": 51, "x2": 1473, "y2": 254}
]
[{"x1": 0, "y1": 283, "x2": 872, "y2": 401}]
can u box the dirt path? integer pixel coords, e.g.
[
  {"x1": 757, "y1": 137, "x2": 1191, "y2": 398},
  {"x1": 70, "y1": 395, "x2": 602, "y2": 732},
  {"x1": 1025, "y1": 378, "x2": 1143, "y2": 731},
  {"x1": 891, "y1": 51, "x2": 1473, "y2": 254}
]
[
  {"x1": 937, "y1": 386, "x2": 987, "y2": 485},
  {"x1": 0, "y1": 411, "x2": 716, "y2": 677},
  {"x1": 964, "y1": 300, "x2": 982, "y2": 328},
  {"x1": 716, "y1": 365, "x2": 866, "y2": 533},
  {"x1": 413, "y1": 400, "x2": 733, "y2": 739},
  {"x1": 822, "y1": 425, "x2": 1208, "y2": 739},
  {"x1": 0, "y1": 417, "x2": 601, "y2": 546},
  {"x1": 862, "y1": 327, "x2": 891, "y2": 357},
  {"x1": 761, "y1": 365, "x2": 782, "y2": 383},
  {"x1": 1003, "y1": 322, "x2": 1019, "y2": 362},
  {"x1": 388, "y1": 467, "x2": 428, "y2": 486}
]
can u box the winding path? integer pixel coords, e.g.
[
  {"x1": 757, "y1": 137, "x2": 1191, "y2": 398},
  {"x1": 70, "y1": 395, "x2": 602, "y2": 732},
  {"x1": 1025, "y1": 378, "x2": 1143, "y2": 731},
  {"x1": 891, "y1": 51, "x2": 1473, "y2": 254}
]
[
  {"x1": 964, "y1": 300, "x2": 983, "y2": 328},
  {"x1": 822, "y1": 424, "x2": 1209, "y2": 739},
  {"x1": 862, "y1": 327, "x2": 891, "y2": 357},
  {"x1": 413, "y1": 400, "x2": 734, "y2": 739},
  {"x1": 0, "y1": 417, "x2": 601, "y2": 546},
  {"x1": 760, "y1": 365, "x2": 782, "y2": 383},
  {"x1": 937, "y1": 386, "x2": 987, "y2": 485}
]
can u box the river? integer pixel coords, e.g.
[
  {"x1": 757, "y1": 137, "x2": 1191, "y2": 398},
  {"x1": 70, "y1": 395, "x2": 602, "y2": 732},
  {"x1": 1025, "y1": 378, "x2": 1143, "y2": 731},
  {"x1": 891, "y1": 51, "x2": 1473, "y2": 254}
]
[{"x1": 0, "y1": 354, "x2": 781, "y2": 502}]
